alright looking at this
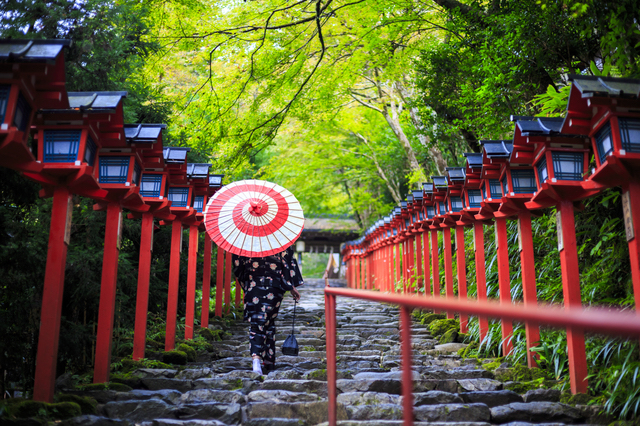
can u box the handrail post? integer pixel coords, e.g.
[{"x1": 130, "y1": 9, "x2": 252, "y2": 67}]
[
  {"x1": 400, "y1": 305, "x2": 414, "y2": 426},
  {"x1": 474, "y1": 221, "x2": 489, "y2": 340},
  {"x1": 325, "y1": 290, "x2": 337, "y2": 426},
  {"x1": 443, "y1": 227, "x2": 454, "y2": 319}
]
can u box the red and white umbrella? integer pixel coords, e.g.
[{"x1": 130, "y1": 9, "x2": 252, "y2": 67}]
[{"x1": 204, "y1": 179, "x2": 304, "y2": 257}]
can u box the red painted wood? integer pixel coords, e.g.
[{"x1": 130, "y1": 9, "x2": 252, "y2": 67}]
[
  {"x1": 444, "y1": 228, "x2": 454, "y2": 319},
  {"x1": 495, "y1": 217, "x2": 514, "y2": 356},
  {"x1": 224, "y1": 250, "x2": 232, "y2": 313},
  {"x1": 456, "y1": 226, "x2": 468, "y2": 333},
  {"x1": 423, "y1": 230, "x2": 431, "y2": 295},
  {"x1": 395, "y1": 243, "x2": 402, "y2": 293},
  {"x1": 474, "y1": 221, "x2": 489, "y2": 341},
  {"x1": 185, "y1": 225, "x2": 199, "y2": 340},
  {"x1": 165, "y1": 220, "x2": 182, "y2": 351},
  {"x1": 518, "y1": 210, "x2": 541, "y2": 368},
  {"x1": 33, "y1": 187, "x2": 72, "y2": 402},
  {"x1": 94, "y1": 202, "x2": 123, "y2": 383},
  {"x1": 623, "y1": 179, "x2": 640, "y2": 322},
  {"x1": 215, "y1": 246, "x2": 224, "y2": 317},
  {"x1": 409, "y1": 237, "x2": 415, "y2": 293},
  {"x1": 400, "y1": 306, "x2": 414, "y2": 426},
  {"x1": 416, "y1": 233, "x2": 424, "y2": 295},
  {"x1": 355, "y1": 258, "x2": 360, "y2": 290},
  {"x1": 133, "y1": 212, "x2": 154, "y2": 361},
  {"x1": 201, "y1": 234, "x2": 212, "y2": 328},
  {"x1": 558, "y1": 199, "x2": 588, "y2": 393},
  {"x1": 325, "y1": 293, "x2": 337, "y2": 425},
  {"x1": 431, "y1": 230, "x2": 440, "y2": 299}
]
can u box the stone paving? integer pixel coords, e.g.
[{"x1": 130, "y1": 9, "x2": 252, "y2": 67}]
[{"x1": 60, "y1": 279, "x2": 609, "y2": 426}]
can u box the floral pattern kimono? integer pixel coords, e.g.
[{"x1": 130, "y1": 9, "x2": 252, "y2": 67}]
[{"x1": 232, "y1": 246, "x2": 304, "y2": 364}]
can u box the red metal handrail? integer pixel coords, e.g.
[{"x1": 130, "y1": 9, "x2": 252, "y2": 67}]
[{"x1": 324, "y1": 286, "x2": 640, "y2": 426}]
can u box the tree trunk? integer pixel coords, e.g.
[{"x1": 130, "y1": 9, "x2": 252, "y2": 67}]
[
  {"x1": 353, "y1": 132, "x2": 402, "y2": 203},
  {"x1": 381, "y1": 102, "x2": 423, "y2": 174}
]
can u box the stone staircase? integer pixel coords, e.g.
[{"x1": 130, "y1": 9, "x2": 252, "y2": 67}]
[{"x1": 59, "y1": 278, "x2": 609, "y2": 426}]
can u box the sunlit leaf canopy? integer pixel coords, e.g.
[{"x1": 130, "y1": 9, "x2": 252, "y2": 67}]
[{"x1": 3, "y1": 0, "x2": 639, "y2": 229}]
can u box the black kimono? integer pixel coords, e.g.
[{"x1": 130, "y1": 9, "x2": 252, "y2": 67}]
[{"x1": 232, "y1": 246, "x2": 304, "y2": 364}]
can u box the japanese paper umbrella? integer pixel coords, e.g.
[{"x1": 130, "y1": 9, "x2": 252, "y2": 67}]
[{"x1": 204, "y1": 179, "x2": 305, "y2": 257}]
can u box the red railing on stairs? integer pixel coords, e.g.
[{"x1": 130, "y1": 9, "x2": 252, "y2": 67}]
[{"x1": 324, "y1": 285, "x2": 640, "y2": 426}]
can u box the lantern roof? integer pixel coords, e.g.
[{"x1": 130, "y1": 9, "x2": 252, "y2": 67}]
[
  {"x1": 209, "y1": 174, "x2": 224, "y2": 186},
  {"x1": 446, "y1": 167, "x2": 465, "y2": 183},
  {"x1": 68, "y1": 91, "x2": 127, "y2": 112},
  {"x1": 400, "y1": 201, "x2": 407, "y2": 209},
  {"x1": 411, "y1": 189, "x2": 424, "y2": 201},
  {"x1": 481, "y1": 140, "x2": 512, "y2": 158},
  {"x1": 187, "y1": 163, "x2": 211, "y2": 179},
  {"x1": 432, "y1": 176, "x2": 448, "y2": 188},
  {"x1": 124, "y1": 124, "x2": 166, "y2": 143},
  {"x1": 463, "y1": 152, "x2": 483, "y2": 169},
  {"x1": 163, "y1": 147, "x2": 191, "y2": 164},
  {"x1": 561, "y1": 75, "x2": 640, "y2": 134},
  {"x1": 422, "y1": 182, "x2": 434, "y2": 193},
  {"x1": 0, "y1": 39, "x2": 71, "y2": 63},
  {"x1": 384, "y1": 216, "x2": 391, "y2": 224},
  {"x1": 513, "y1": 116, "x2": 563, "y2": 136}
]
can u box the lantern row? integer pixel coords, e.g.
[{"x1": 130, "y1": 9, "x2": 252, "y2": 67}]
[
  {"x1": 0, "y1": 39, "x2": 233, "y2": 402},
  {"x1": 341, "y1": 75, "x2": 640, "y2": 396}
]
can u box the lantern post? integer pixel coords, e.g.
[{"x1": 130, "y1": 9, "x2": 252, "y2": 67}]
[
  {"x1": 127, "y1": 125, "x2": 173, "y2": 361},
  {"x1": 411, "y1": 190, "x2": 425, "y2": 294},
  {"x1": 560, "y1": 76, "x2": 640, "y2": 349},
  {"x1": 431, "y1": 176, "x2": 449, "y2": 312},
  {"x1": 161, "y1": 146, "x2": 195, "y2": 351},
  {"x1": 458, "y1": 153, "x2": 489, "y2": 339},
  {"x1": 421, "y1": 182, "x2": 436, "y2": 296},
  {"x1": 443, "y1": 167, "x2": 467, "y2": 330},
  {"x1": 519, "y1": 112, "x2": 606, "y2": 393}
]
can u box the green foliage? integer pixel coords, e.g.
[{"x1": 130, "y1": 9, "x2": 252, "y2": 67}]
[
  {"x1": 177, "y1": 344, "x2": 197, "y2": 362},
  {"x1": 10, "y1": 400, "x2": 81, "y2": 420},
  {"x1": 416, "y1": 312, "x2": 446, "y2": 326}
]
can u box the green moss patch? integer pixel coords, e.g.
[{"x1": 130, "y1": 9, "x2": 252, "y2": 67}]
[
  {"x1": 11, "y1": 400, "x2": 81, "y2": 420},
  {"x1": 420, "y1": 313, "x2": 446, "y2": 326},
  {"x1": 80, "y1": 382, "x2": 132, "y2": 392},
  {"x1": 429, "y1": 319, "x2": 459, "y2": 338},
  {"x1": 560, "y1": 392, "x2": 591, "y2": 405},
  {"x1": 494, "y1": 363, "x2": 553, "y2": 382},
  {"x1": 162, "y1": 350, "x2": 188, "y2": 365},
  {"x1": 177, "y1": 344, "x2": 197, "y2": 362},
  {"x1": 54, "y1": 394, "x2": 97, "y2": 415},
  {"x1": 200, "y1": 328, "x2": 224, "y2": 341}
]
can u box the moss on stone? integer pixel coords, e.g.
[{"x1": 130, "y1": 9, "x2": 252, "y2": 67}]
[
  {"x1": 503, "y1": 380, "x2": 545, "y2": 394},
  {"x1": 495, "y1": 363, "x2": 553, "y2": 382},
  {"x1": 429, "y1": 319, "x2": 459, "y2": 338},
  {"x1": 560, "y1": 392, "x2": 591, "y2": 405},
  {"x1": 480, "y1": 358, "x2": 504, "y2": 372},
  {"x1": 458, "y1": 341, "x2": 479, "y2": 358},
  {"x1": 420, "y1": 313, "x2": 446, "y2": 326},
  {"x1": 199, "y1": 328, "x2": 224, "y2": 341},
  {"x1": 162, "y1": 350, "x2": 188, "y2": 365},
  {"x1": 177, "y1": 344, "x2": 197, "y2": 362},
  {"x1": 12, "y1": 400, "x2": 81, "y2": 420},
  {"x1": 307, "y1": 369, "x2": 327, "y2": 380},
  {"x1": 54, "y1": 394, "x2": 97, "y2": 415},
  {"x1": 438, "y1": 328, "x2": 459, "y2": 344},
  {"x1": 80, "y1": 382, "x2": 132, "y2": 392}
]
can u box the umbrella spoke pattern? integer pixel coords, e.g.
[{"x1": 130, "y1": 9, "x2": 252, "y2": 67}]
[{"x1": 204, "y1": 179, "x2": 304, "y2": 257}]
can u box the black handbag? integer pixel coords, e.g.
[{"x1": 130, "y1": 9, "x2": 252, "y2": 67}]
[{"x1": 281, "y1": 299, "x2": 299, "y2": 356}]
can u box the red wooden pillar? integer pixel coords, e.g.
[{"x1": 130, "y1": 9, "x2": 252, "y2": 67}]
[
  {"x1": 356, "y1": 258, "x2": 361, "y2": 289},
  {"x1": 431, "y1": 229, "x2": 440, "y2": 299},
  {"x1": 395, "y1": 243, "x2": 402, "y2": 293},
  {"x1": 455, "y1": 225, "x2": 468, "y2": 333},
  {"x1": 443, "y1": 228, "x2": 454, "y2": 319},
  {"x1": 402, "y1": 240, "x2": 408, "y2": 293},
  {"x1": 94, "y1": 202, "x2": 123, "y2": 383},
  {"x1": 185, "y1": 225, "x2": 199, "y2": 340},
  {"x1": 557, "y1": 200, "x2": 588, "y2": 393},
  {"x1": 623, "y1": 179, "x2": 640, "y2": 320},
  {"x1": 165, "y1": 220, "x2": 183, "y2": 351},
  {"x1": 495, "y1": 217, "x2": 514, "y2": 356},
  {"x1": 386, "y1": 245, "x2": 392, "y2": 292},
  {"x1": 224, "y1": 250, "x2": 232, "y2": 312},
  {"x1": 474, "y1": 221, "x2": 489, "y2": 341},
  {"x1": 518, "y1": 211, "x2": 540, "y2": 368},
  {"x1": 133, "y1": 212, "x2": 154, "y2": 361},
  {"x1": 408, "y1": 237, "x2": 415, "y2": 292},
  {"x1": 416, "y1": 233, "x2": 423, "y2": 294},
  {"x1": 215, "y1": 246, "x2": 224, "y2": 317},
  {"x1": 423, "y1": 230, "x2": 430, "y2": 295},
  {"x1": 201, "y1": 234, "x2": 212, "y2": 328},
  {"x1": 33, "y1": 187, "x2": 72, "y2": 402}
]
